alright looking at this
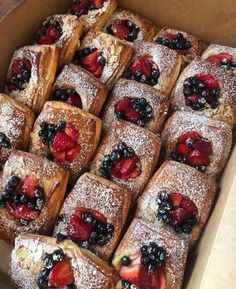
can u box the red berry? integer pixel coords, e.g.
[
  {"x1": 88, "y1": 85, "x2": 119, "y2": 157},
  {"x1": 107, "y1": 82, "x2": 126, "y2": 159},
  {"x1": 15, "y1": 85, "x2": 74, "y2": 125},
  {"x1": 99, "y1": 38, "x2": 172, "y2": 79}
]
[
  {"x1": 66, "y1": 144, "x2": 81, "y2": 162},
  {"x1": 169, "y1": 207, "x2": 188, "y2": 227},
  {"x1": 6, "y1": 202, "x2": 39, "y2": 220},
  {"x1": 19, "y1": 175, "x2": 38, "y2": 198},
  {"x1": 110, "y1": 20, "x2": 130, "y2": 40},
  {"x1": 53, "y1": 132, "x2": 75, "y2": 152},
  {"x1": 177, "y1": 143, "x2": 192, "y2": 156},
  {"x1": 207, "y1": 55, "x2": 222, "y2": 66},
  {"x1": 111, "y1": 156, "x2": 141, "y2": 180},
  {"x1": 52, "y1": 150, "x2": 66, "y2": 162},
  {"x1": 192, "y1": 139, "x2": 212, "y2": 156},
  {"x1": 129, "y1": 57, "x2": 153, "y2": 79},
  {"x1": 75, "y1": 207, "x2": 107, "y2": 223},
  {"x1": 93, "y1": 0, "x2": 105, "y2": 9},
  {"x1": 65, "y1": 95, "x2": 82, "y2": 109},
  {"x1": 67, "y1": 214, "x2": 92, "y2": 242},
  {"x1": 38, "y1": 35, "x2": 54, "y2": 45},
  {"x1": 179, "y1": 131, "x2": 200, "y2": 143},
  {"x1": 151, "y1": 268, "x2": 166, "y2": 289},
  {"x1": 11, "y1": 60, "x2": 21, "y2": 76},
  {"x1": 81, "y1": 51, "x2": 104, "y2": 78},
  {"x1": 187, "y1": 149, "x2": 210, "y2": 166},
  {"x1": 46, "y1": 25, "x2": 61, "y2": 42},
  {"x1": 168, "y1": 193, "x2": 183, "y2": 207},
  {"x1": 65, "y1": 124, "x2": 78, "y2": 141},
  {"x1": 180, "y1": 196, "x2": 198, "y2": 215},
  {"x1": 48, "y1": 259, "x2": 74, "y2": 286},
  {"x1": 119, "y1": 264, "x2": 141, "y2": 286},
  {"x1": 217, "y1": 52, "x2": 233, "y2": 61}
]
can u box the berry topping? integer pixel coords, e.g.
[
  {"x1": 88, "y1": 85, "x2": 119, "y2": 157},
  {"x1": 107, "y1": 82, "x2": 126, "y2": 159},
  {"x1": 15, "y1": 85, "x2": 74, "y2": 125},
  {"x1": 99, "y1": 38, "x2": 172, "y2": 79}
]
[
  {"x1": 0, "y1": 132, "x2": 11, "y2": 149},
  {"x1": 114, "y1": 97, "x2": 153, "y2": 127},
  {"x1": 207, "y1": 52, "x2": 236, "y2": 70},
  {"x1": 157, "y1": 191, "x2": 198, "y2": 234},
  {"x1": 125, "y1": 56, "x2": 160, "y2": 86},
  {"x1": 38, "y1": 122, "x2": 81, "y2": 163},
  {"x1": 99, "y1": 142, "x2": 141, "y2": 181},
  {"x1": 52, "y1": 89, "x2": 83, "y2": 109},
  {"x1": 73, "y1": 47, "x2": 106, "y2": 78},
  {"x1": 48, "y1": 259, "x2": 74, "y2": 286},
  {"x1": 183, "y1": 73, "x2": 220, "y2": 110},
  {"x1": 155, "y1": 32, "x2": 192, "y2": 55},
  {"x1": 6, "y1": 57, "x2": 32, "y2": 92},
  {"x1": 107, "y1": 20, "x2": 140, "y2": 42},
  {"x1": 171, "y1": 131, "x2": 213, "y2": 171},
  {"x1": 70, "y1": 0, "x2": 106, "y2": 18},
  {"x1": 36, "y1": 18, "x2": 62, "y2": 45}
]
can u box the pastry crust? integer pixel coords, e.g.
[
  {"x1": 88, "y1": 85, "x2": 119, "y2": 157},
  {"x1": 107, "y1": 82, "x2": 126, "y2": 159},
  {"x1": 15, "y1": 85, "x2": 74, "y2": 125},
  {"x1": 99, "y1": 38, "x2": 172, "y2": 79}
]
[
  {"x1": 102, "y1": 78, "x2": 169, "y2": 133},
  {"x1": 5, "y1": 45, "x2": 59, "y2": 114},
  {"x1": 75, "y1": 29, "x2": 133, "y2": 89},
  {"x1": 53, "y1": 172, "x2": 131, "y2": 260},
  {"x1": 161, "y1": 111, "x2": 232, "y2": 178},
  {"x1": 29, "y1": 101, "x2": 102, "y2": 183},
  {"x1": 128, "y1": 41, "x2": 181, "y2": 95},
  {"x1": 104, "y1": 8, "x2": 157, "y2": 44},
  {"x1": 0, "y1": 151, "x2": 69, "y2": 244},
  {"x1": 10, "y1": 233, "x2": 119, "y2": 289},
  {"x1": 170, "y1": 57, "x2": 236, "y2": 127},
  {"x1": 136, "y1": 160, "x2": 216, "y2": 247},
  {"x1": 154, "y1": 27, "x2": 202, "y2": 67},
  {"x1": 51, "y1": 64, "x2": 108, "y2": 115},
  {"x1": 112, "y1": 218, "x2": 189, "y2": 289},
  {"x1": 90, "y1": 120, "x2": 161, "y2": 201},
  {"x1": 0, "y1": 93, "x2": 35, "y2": 169}
]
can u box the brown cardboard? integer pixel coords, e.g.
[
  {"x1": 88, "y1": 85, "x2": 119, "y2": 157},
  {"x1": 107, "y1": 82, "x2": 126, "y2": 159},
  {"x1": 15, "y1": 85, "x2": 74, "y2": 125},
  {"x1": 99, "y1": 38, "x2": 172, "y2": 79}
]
[{"x1": 0, "y1": 1, "x2": 236, "y2": 289}]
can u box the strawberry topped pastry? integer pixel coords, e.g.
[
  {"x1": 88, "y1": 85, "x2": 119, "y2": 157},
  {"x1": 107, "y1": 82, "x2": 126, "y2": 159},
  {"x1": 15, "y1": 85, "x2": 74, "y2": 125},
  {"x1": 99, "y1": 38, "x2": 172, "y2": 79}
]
[
  {"x1": 36, "y1": 18, "x2": 62, "y2": 45},
  {"x1": 70, "y1": 0, "x2": 108, "y2": 18}
]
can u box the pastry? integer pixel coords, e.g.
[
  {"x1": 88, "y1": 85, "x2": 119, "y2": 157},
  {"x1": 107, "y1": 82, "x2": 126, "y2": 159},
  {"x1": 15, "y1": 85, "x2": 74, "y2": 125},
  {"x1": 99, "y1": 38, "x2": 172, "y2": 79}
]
[
  {"x1": 154, "y1": 27, "x2": 201, "y2": 66},
  {"x1": 104, "y1": 9, "x2": 156, "y2": 44},
  {"x1": 90, "y1": 120, "x2": 161, "y2": 201},
  {"x1": 35, "y1": 14, "x2": 83, "y2": 69},
  {"x1": 29, "y1": 101, "x2": 102, "y2": 183},
  {"x1": 5, "y1": 45, "x2": 59, "y2": 114},
  {"x1": 72, "y1": 29, "x2": 133, "y2": 89},
  {"x1": 161, "y1": 111, "x2": 232, "y2": 178},
  {"x1": 10, "y1": 233, "x2": 119, "y2": 289},
  {"x1": 112, "y1": 218, "x2": 189, "y2": 289},
  {"x1": 69, "y1": 0, "x2": 117, "y2": 30},
  {"x1": 51, "y1": 64, "x2": 108, "y2": 115},
  {"x1": 124, "y1": 41, "x2": 181, "y2": 95},
  {"x1": 53, "y1": 172, "x2": 131, "y2": 260},
  {"x1": 0, "y1": 151, "x2": 69, "y2": 244},
  {"x1": 136, "y1": 160, "x2": 216, "y2": 247},
  {"x1": 102, "y1": 78, "x2": 169, "y2": 133},
  {"x1": 0, "y1": 93, "x2": 35, "y2": 169},
  {"x1": 201, "y1": 43, "x2": 236, "y2": 72},
  {"x1": 170, "y1": 57, "x2": 236, "y2": 127}
]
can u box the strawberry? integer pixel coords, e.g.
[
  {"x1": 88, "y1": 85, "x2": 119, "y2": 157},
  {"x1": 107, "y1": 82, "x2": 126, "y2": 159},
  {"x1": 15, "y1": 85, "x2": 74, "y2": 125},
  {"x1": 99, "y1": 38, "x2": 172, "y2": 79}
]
[
  {"x1": 115, "y1": 97, "x2": 140, "y2": 123},
  {"x1": 180, "y1": 196, "x2": 198, "y2": 215},
  {"x1": 196, "y1": 74, "x2": 219, "y2": 90},
  {"x1": 38, "y1": 35, "x2": 54, "y2": 45},
  {"x1": 111, "y1": 20, "x2": 130, "y2": 39},
  {"x1": 48, "y1": 259, "x2": 74, "y2": 286},
  {"x1": 179, "y1": 131, "x2": 199, "y2": 143},
  {"x1": 177, "y1": 143, "x2": 192, "y2": 156},
  {"x1": 138, "y1": 266, "x2": 153, "y2": 289},
  {"x1": 66, "y1": 144, "x2": 81, "y2": 162},
  {"x1": 120, "y1": 156, "x2": 140, "y2": 176},
  {"x1": 187, "y1": 149, "x2": 210, "y2": 166},
  {"x1": 129, "y1": 57, "x2": 153, "y2": 79},
  {"x1": 81, "y1": 51, "x2": 104, "y2": 78},
  {"x1": 207, "y1": 55, "x2": 222, "y2": 66},
  {"x1": 75, "y1": 207, "x2": 107, "y2": 223},
  {"x1": 6, "y1": 202, "x2": 39, "y2": 220},
  {"x1": 65, "y1": 95, "x2": 82, "y2": 108},
  {"x1": 67, "y1": 214, "x2": 92, "y2": 242},
  {"x1": 168, "y1": 193, "x2": 183, "y2": 207},
  {"x1": 11, "y1": 60, "x2": 21, "y2": 76},
  {"x1": 151, "y1": 268, "x2": 166, "y2": 289},
  {"x1": 111, "y1": 156, "x2": 141, "y2": 180},
  {"x1": 53, "y1": 150, "x2": 66, "y2": 162},
  {"x1": 65, "y1": 123, "x2": 78, "y2": 141},
  {"x1": 169, "y1": 207, "x2": 188, "y2": 227},
  {"x1": 46, "y1": 25, "x2": 61, "y2": 42},
  {"x1": 192, "y1": 139, "x2": 212, "y2": 156},
  {"x1": 166, "y1": 33, "x2": 176, "y2": 41},
  {"x1": 176, "y1": 49, "x2": 189, "y2": 55},
  {"x1": 217, "y1": 52, "x2": 233, "y2": 61},
  {"x1": 19, "y1": 175, "x2": 38, "y2": 198},
  {"x1": 53, "y1": 132, "x2": 75, "y2": 152},
  {"x1": 119, "y1": 264, "x2": 141, "y2": 286},
  {"x1": 93, "y1": 0, "x2": 104, "y2": 9}
]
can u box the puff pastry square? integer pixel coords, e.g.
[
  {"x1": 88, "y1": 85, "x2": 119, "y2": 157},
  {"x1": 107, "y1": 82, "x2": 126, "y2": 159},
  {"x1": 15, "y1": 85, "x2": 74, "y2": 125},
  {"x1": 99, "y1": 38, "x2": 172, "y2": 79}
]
[
  {"x1": 90, "y1": 120, "x2": 161, "y2": 201},
  {"x1": 5, "y1": 45, "x2": 59, "y2": 114},
  {"x1": 51, "y1": 64, "x2": 108, "y2": 115},
  {"x1": 29, "y1": 101, "x2": 102, "y2": 183},
  {"x1": 54, "y1": 172, "x2": 131, "y2": 260},
  {"x1": 0, "y1": 93, "x2": 35, "y2": 169},
  {"x1": 0, "y1": 151, "x2": 69, "y2": 244},
  {"x1": 102, "y1": 78, "x2": 169, "y2": 133}
]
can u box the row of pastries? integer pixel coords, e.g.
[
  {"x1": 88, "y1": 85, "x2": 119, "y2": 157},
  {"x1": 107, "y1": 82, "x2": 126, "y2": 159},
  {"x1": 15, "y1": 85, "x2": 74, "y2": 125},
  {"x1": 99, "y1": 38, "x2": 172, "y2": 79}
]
[{"x1": 0, "y1": 1, "x2": 235, "y2": 289}]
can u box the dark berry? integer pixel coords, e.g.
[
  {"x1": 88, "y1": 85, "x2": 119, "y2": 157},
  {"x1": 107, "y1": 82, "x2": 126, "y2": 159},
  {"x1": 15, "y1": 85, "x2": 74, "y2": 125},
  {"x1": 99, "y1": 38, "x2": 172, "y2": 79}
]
[
  {"x1": 121, "y1": 256, "x2": 131, "y2": 266},
  {"x1": 8, "y1": 176, "x2": 20, "y2": 188},
  {"x1": 44, "y1": 254, "x2": 54, "y2": 269},
  {"x1": 52, "y1": 249, "x2": 64, "y2": 262}
]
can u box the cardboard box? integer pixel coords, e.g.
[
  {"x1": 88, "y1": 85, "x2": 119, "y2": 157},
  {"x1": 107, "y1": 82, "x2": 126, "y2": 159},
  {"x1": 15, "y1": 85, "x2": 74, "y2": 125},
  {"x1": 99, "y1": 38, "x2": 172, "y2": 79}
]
[{"x1": 0, "y1": 0, "x2": 235, "y2": 288}]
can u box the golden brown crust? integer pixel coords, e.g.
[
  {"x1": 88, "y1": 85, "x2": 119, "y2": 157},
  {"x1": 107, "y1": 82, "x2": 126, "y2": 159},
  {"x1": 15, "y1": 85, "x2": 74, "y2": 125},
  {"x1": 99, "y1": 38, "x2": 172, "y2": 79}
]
[
  {"x1": 136, "y1": 160, "x2": 216, "y2": 247},
  {"x1": 170, "y1": 57, "x2": 236, "y2": 127},
  {"x1": 0, "y1": 151, "x2": 69, "y2": 244},
  {"x1": 5, "y1": 45, "x2": 59, "y2": 114},
  {"x1": 161, "y1": 111, "x2": 232, "y2": 178},
  {"x1": 0, "y1": 93, "x2": 35, "y2": 169},
  {"x1": 90, "y1": 120, "x2": 161, "y2": 201},
  {"x1": 52, "y1": 64, "x2": 108, "y2": 115},
  {"x1": 78, "y1": 29, "x2": 133, "y2": 89},
  {"x1": 102, "y1": 78, "x2": 169, "y2": 133},
  {"x1": 112, "y1": 218, "x2": 189, "y2": 289},
  {"x1": 103, "y1": 9, "x2": 157, "y2": 44},
  {"x1": 29, "y1": 101, "x2": 102, "y2": 183},
  {"x1": 53, "y1": 172, "x2": 131, "y2": 260},
  {"x1": 11, "y1": 233, "x2": 119, "y2": 289}
]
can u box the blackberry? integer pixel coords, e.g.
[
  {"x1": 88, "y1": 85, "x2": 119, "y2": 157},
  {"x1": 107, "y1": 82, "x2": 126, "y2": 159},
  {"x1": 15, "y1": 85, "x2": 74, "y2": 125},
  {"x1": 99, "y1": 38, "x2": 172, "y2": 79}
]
[
  {"x1": 52, "y1": 89, "x2": 82, "y2": 108},
  {"x1": 1, "y1": 191, "x2": 12, "y2": 201},
  {"x1": 19, "y1": 194, "x2": 28, "y2": 204},
  {"x1": 175, "y1": 215, "x2": 198, "y2": 234},
  {"x1": 37, "y1": 276, "x2": 48, "y2": 288},
  {"x1": 8, "y1": 175, "x2": 20, "y2": 188},
  {"x1": 44, "y1": 254, "x2": 54, "y2": 269},
  {"x1": 80, "y1": 241, "x2": 91, "y2": 249},
  {"x1": 35, "y1": 198, "x2": 45, "y2": 210},
  {"x1": 121, "y1": 256, "x2": 131, "y2": 266},
  {"x1": 196, "y1": 165, "x2": 206, "y2": 172},
  {"x1": 52, "y1": 249, "x2": 64, "y2": 262},
  {"x1": 155, "y1": 32, "x2": 192, "y2": 51}
]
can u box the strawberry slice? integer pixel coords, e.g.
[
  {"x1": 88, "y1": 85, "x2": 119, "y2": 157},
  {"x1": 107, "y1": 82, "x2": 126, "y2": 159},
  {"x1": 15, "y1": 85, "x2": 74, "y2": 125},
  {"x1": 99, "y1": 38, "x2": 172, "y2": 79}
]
[
  {"x1": 115, "y1": 97, "x2": 140, "y2": 123},
  {"x1": 111, "y1": 20, "x2": 130, "y2": 39},
  {"x1": 6, "y1": 202, "x2": 39, "y2": 220},
  {"x1": 179, "y1": 131, "x2": 200, "y2": 143},
  {"x1": 217, "y1": 52, "x2": 233, "y2": 61},
  {"x1": 11, "y1": 60, "x2": 21, "y2": 76},
  {"x1": 93, "y1": 0, "x2": 104, "y2": 9},
  {"x1": 129, "y1": 57, "x2": 153, "y2": 79},
  {"x1": 38, "y1": 35, "x2": 54, "y2": 45},
  {"x1": 67, "y1": 214, "x2": 92, "y2": 242},
  {"x1": 207, "y1": 55, "x2": 221, "y2": 66},
  {"x1": 111, "y1": 156, "x2": 141, "y2": 180},
  {"x1": 75, "y1": 207, "x2": 107, "y2": 223},
  {"x1": 180, "y1": 196, "x2": 198, "y2": 215},
  {"x1": 53, "y1": 150, "x2": 66, "y2": 162},
  {"x1": 187, "y1": 149, "x2": 210, "y2": 166},
  {"x1": 65, "y1": 95, "x2": 82, "y2": 108},
  {"x1": 19, "y1": 175, "x2": 38, "y2": 198},
  {"x1": 48, "y1": 259, "x2": 74, "y2": 286},
  {"x1": 169, "y1": 207, "x2": 188, "y2": 227},
  {"x1": 138, "y1": 265, "x2": 153, "y2": 289},
  {"x1": 65, "y1": 124, "x2": 78, "y2": 141},
  {"x1": 192, "y1": 139, "x2": 212, "y2": 156},
  {"x1": 168, "y1": 193, "x2": 183, "y2": 207},
  {"x1": 81, "y1": 51, "x2": 104, "y2": 78},
  {"x1": 151, "y1": 268, "x2": 166, "y2": 289},
  {"x1": 53, "y1": 132, "x2": 75, "y2": 152},
  {"x1": 177, "y1": 143, "x2": 192, "y2": 156},
  {"x1": 120, "y1": 264, "x2": 141, "y2": 286},
  {"x1": 195, "y1": 74, "x2": 219, "y2": 90},
  {"x1": 46, "y1": 25, "x2": 61, "y2": 42},
  {"x1": 120, "y1": 156, "x2": 140, "y2": 176},
  {"x1": 66, "y1": 144, "x2": 81, "y2": 162}
]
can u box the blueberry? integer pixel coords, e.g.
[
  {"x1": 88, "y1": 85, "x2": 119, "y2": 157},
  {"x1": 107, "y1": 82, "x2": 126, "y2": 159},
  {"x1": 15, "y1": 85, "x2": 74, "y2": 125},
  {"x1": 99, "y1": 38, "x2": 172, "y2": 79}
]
[
  {"x1": 141, "y1": 256, "x2": 149, "y2": 265},
  {"x1": 4, "y1": 184, "x2": 14, "y2": 193},
  {"x1": 27, "y1": 201, "x2": 36, "y2": 209},
  {"x1": 121, "y1": 256, "x2": 131, "y2": 266},
  {"x1": 110, "y1": 150, "x2": 121, "y2": 161},
  {"x1": 56, "y1": 121, "x2": 66, "y2": 131},
  {"x1": 80, "y1": 241, "x2": 91, "y2": 249},
  {"x1": 44, "y1": 152, "x2": 54, "y2": 160},
  {"x1": 0, "y1": 132, "x2": 6, "y2": 142},
  {"x1": 121, "y1": 280, "x2": 131, "y2": 289},
  {"x1": 97, "y1": 55, "x2": 106, "y2": 65},
  {"x1": 36, "y1": 198, "x2": 45, "y2": 210},
  {"x1": 52, "y1": 250, "x2": 64, "y2": 262},
  {"x1": 19, "y1": 218, "x2": 29, "y2": 226},
  {"x1": 37, "y1": 276, "x2": 48, "y2": 288},
  {"x1": 19, "y1": 194, "x2": 28, "y2": 204},
  {"x1": 8, "y1": 176, "x2": 20, "y2": 188},
  {"x1": 230, "y1": 58, "x2": 236, "y2": 67},
  {"x1": 81, "y1": 212, "x2": 93, "y2": 224},
  {"x1": 1, "y1": 191, "x2": 12, "y2": 201},
  {"x1": 186, "y1": 138, "x2": 193, "y2": 147},
  {"x1": 34, "y1": 186, "x2": 44, "y2": 198},
  {"x1": 56, "y1": 233, "x2": 67, "y2": 242},
  {"x1": 221, "y1": 58, "x2": 228, "y2": 65}
]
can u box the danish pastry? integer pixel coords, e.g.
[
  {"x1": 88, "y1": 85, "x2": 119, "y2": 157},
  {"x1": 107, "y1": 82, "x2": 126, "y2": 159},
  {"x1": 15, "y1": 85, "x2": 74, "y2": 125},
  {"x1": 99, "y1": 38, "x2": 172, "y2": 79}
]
[{"x1": 0, "y1": 151, "x2": 69, "y2": 244}]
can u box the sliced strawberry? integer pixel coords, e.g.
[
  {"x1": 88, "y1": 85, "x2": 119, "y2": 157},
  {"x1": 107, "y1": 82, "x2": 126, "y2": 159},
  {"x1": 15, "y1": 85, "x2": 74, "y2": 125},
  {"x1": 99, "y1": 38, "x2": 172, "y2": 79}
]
[
  {"x1": 217, "y1": 52, "x2": 233, "y2": 61},
  {"x1": 53, "y1": 132, "x2": 75, "y2": 152},
  {"x1": 111, "y1": 156, "x2": 141, "y2": 180},
  {"x1": 46, "y1": 25, "x2": 61, "y2": 42},
  {"x1": 187, "y1": 149, "x2": 210, "y2": 166},
  {"x1": 11, "y1": 60, "x2": 21, "y2": 76},
  {"x1": 111, "y1": 20, "x2": 130, "y2": 39},
  {"x1": 192, "y1": 139, "x2": 212, "y2": 156},
  {"x1": 115, "y1": 97, "x2": 131, "y2": 112},
  {"x1": 19, "y1": 175, "x2": 38, "y2": 198},
  {"x1": 196, "y1": 73, "x2": 219, "y2": 90},
  {"x1": 176, "y1": 49, "x2": 189, "y2": 55},
  {"x1": 81, "y1": 51, "x2": 104, "y2": 78},
  {"x1": 166, "y1": 33, "x2": 176, "y2": 41},
  {"x1": 75, "y1": 207, "x2": 107, "y2": 223},
  {"x1": 169, "y1": 207, "x2": 188, "y2": 227},
  {"x1": 93, "y1": 0, "x2": 104, "y2": 9},
  {"x1": 138, "y1": 265, "x2": 153, "y2": 289},
  {"x1": 115, "y1": 97, "x2": 140, "y2": 122},
  {"x1": 66, "y1": 144, "x2": 81, "y2": 162},
  {"x1": 207, "y1": 55, "x2": 221, "y2": 66},
  {"x1": 66, "y1": 95, "x2": 82, "y2": 108},
  {"x1": 177, "y1": 143, "x2": 192, "y2": 156},
  {"x1": 6, "y1": 202, "x2": 39, "y2": 220},
  {"x1": 151, "y1": 268, "x2": 166, "y2": 289},
  {"x1": 187, "y1": 94, "x2": 199, "y2": 104},
  {"x1": 48, "y1": 259, "x2": 74, "y2": 286},
  {"x1": 119, "y1": 264, "x2": 141, "y2": 286},
  {"x1": 129, "y1": 57, "x2": 153, "y2": 79},
  {"x1": 71, "y1": 0, "x2": 89, "y2": 13},
  {"x1": 38, "y1": 35, "x2": 54, "y2": 45},
  {"x1": 65, "y1": 124, "x2": 78, "y2": 141},
  {"x1": 179, "y1": 131, "x2": 200, "y2": 143},
  {"x1": 120, "y1": 156, "x2": 140, "y2": 176},
  {"x1": 169, "y1": 193, "x2": 183, "y2": 207},
  {"x1": 67, "y1": 214, "x2": 92, "y2": 242},
  {"x1": 53, "y1": 150, "x2": 66, "y2": 162},
  {"x1": 180, "y1": 196, "x2": 198, "y2": 215}
]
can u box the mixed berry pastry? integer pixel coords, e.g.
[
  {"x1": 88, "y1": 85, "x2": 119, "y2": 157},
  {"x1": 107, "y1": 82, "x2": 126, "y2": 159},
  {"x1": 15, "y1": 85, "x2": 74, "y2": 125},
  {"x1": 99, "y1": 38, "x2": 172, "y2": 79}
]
[
  {"x1": 161, "y1": 111, "x2": 232, "y2": 178},
  {"x1": 29, "y1": 101, "x2": 102, "y2": 183},
  {"x1": 0, "y1": 151, "x2": 69, "y2": 244},
  {"x1": 54, "y1": 172, "x2": 131, "y2": 260},
  {"x1": 154, "y1": 28, "x2": 201, "y2": 66},
  {"x1": 11, "y1": 233, "x2": 119, "y2": 289},
  {"x1": 5, "y1": 45, "x2": 58, "y2": 114},
  {"x1": 73, "y1": 29, "x2": 133, "y2": 89},
  {"x1": 170, "y1": 57, "x2": 236, "y2": 127},
  {"x1": 112, "y1": 218, "x2": 189, "y2": 289},
  {"x1": 90, "y1": 120, "x2": 161, "y2": 201},
  {"x1": 124, "y1": 41, "x2": 181, "y2": 95},
  {"x1": 51, "y1": 64, "x2": 108, "y2": 115},
  {"x1": 102, "y1": 78, "x2": 169, "y2": 133},
  {"x1": 104, "y1": 9, "x2": 157, "y2": 44},
  {"x1": 0, "y1": 93, "x2": 35, "y2": 169},
  {"x1": 201, "y1": 43, "x2": 236, "y2": 72},
  {"x1": 35, "y1": 15, "x2": 83, "y2": 69},
  {"x1": 136, "y1": 160, "x2": 216, "y2": 246},
  {"x1": 69, "y1": 0, "x2": 117, "y2": 30}
]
